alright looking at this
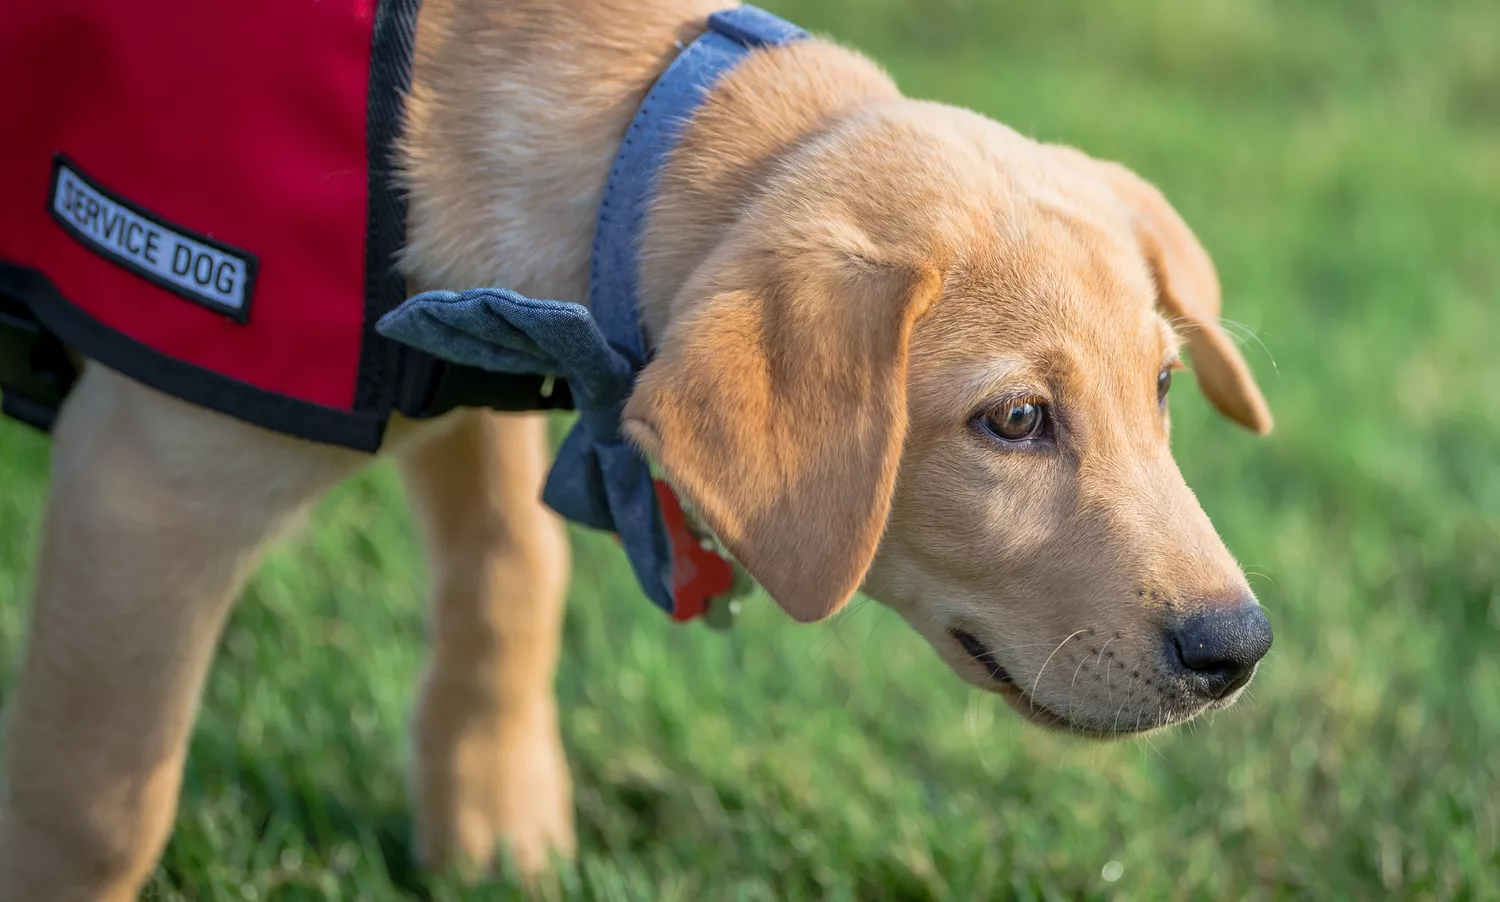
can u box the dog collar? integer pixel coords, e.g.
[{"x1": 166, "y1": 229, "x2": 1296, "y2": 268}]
[{"x1": 377, "y1": 6, "x2": 806, "y2": 624}]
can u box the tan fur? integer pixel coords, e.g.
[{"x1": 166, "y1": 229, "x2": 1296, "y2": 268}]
[{"x1": 0, "y1": 0, "x2": 1272, "y2": 897}]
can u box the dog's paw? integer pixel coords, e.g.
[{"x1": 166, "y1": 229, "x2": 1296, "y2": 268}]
[
  {"x1": 488, "y1": 725, "x2": 576, "y2": 877},
  {"x1": 414, "y1": 704, "x2": 576, "y2": 881}
]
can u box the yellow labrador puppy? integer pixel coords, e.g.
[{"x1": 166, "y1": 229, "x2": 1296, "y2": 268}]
[{"x1": 0, "y1": 0, "x2": 1273, "y2": 897}]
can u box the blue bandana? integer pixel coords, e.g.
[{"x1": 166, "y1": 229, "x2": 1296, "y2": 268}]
[{"x1": 376, "y1": 6, "x2": 807, "y2": 615}]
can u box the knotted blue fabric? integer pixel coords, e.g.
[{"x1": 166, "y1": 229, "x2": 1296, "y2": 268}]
[
  {"x1": 376, "y1": 6, "x2": 807, "y2": 614},
  {"x1": 377, "y1": 287, "x2": 675, "y2": 608}
]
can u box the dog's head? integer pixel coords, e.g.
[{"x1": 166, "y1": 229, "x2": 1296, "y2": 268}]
[{"x1": 625, "y1": 101, "x2": 1273, "y2": 736}]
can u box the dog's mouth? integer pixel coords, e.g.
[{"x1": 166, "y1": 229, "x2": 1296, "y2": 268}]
[
  {"x1": 947, "y1": 626, "x2": 1119, "y2": 735},
  {"x1": 948, "y1": 627, "x2": 1066, "y2": 730},
  {"x1": 949, "y1": 627, "x2": 1012, "y2": 684},
  {"x1": 947, "y1": 625, "x2": 1216, "y2": 737}
]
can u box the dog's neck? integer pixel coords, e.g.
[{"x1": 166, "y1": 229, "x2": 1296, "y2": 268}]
[
  {"x1": 634, "y1": 38, "x2": 900, "y2": 343},
  {"x1": 400, "y1": 0, "x2": 898, "y2": 345}
]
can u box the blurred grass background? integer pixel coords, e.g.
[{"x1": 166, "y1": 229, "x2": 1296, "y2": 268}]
[{"x1": 2, "y1": 0, "x2": 1498, "y2": 898}]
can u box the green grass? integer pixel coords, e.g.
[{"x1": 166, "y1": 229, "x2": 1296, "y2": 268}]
[{"x1": 3, "y1": 0, "x2": 1498, "y2": 898}]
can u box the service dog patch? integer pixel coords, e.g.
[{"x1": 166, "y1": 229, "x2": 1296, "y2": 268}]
[{"x1": 48, "y1": 156, "x2": 256, "y2": 321}]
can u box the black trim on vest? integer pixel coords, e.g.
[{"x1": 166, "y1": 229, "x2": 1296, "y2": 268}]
[
  {"x1": 0, "y1": 262, "x2": 387, "y2": 450},
  {"x1": 354, "y1": 0, "x2": 423, "y2": 420},
  {"x1": 0, "y1": 289, "x2": 76, "y2": 432}
]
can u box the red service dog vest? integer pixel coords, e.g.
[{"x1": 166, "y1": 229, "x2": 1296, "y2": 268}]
[{"x1": 0, "y1": 0, "x2": 570, "y2": 449}]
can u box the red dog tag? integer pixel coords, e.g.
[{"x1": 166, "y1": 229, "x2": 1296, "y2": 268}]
[{"x1": 653, "y1": 480, "x2": 735, "y2": 622}]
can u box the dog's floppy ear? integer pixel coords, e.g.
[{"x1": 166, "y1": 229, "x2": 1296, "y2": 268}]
[
  {"x1": 623, "y1": 243, "x2": 941, "y2": 623},
  {"x1": 1068, "y1": 151, "x2": 1272, "y2": 434}
]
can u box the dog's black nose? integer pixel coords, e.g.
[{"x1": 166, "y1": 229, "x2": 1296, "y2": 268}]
[{"x1": 1168, "y1": 601, "x2": 1272, "y2": 699}]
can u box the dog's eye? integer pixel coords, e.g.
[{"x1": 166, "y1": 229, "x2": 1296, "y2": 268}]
[
  {"x1": 1158, "y1": 368, "x2": 1172, "y2": 406},
  {"x1": 978, "y1": 398, "x2": 1049, "y2": 442}
]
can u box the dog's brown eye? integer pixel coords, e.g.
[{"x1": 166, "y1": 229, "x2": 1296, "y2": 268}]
[
  {"x1": 980, "y1": 399, "x2": 1048, "y2": 442},
  {"x1": 1158, "y1": 368, "x2": 1172, "y2": 405}
]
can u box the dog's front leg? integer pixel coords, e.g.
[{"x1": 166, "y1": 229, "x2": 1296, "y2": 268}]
[
  {"x1": 399, "y1": 410, "x2": 574, "y2": 878},
  {"x1": 0, "y1": 365, "x2": 361, "y2": 902}
]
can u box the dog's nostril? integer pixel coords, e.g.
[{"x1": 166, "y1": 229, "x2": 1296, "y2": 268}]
[
  {"x1": 1167, "y1": 600, "x2": 1272, "y2": 699},
  {"x1": 1171, "y1": 637, "x2": 1246, "y2": 696}
]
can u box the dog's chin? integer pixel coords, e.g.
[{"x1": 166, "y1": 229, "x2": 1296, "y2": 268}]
[
  {"x1": 945, "y1": 627, "x2": 1208, "y2": 739},
  {"x1": 981, "y1": 677, "x2": 1200, "y2": 739}
]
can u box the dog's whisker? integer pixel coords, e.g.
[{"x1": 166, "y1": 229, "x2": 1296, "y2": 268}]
[
  {"x1": 1218, "y1": 318, "x2": 1278, "y2": 369},
  {"x1": 1103, "y1": 642, "x2": 1117, "y2": 711},
  {"x1": 964, "y1": 688, "x2": 995, "y2": 772},
  {"x1": 1066, "y1": 640, "x2": 1095, "y2": 725},
  {"x1": 825, "y1": 597, "x2": 871, "y2": 652},
  {"x1": 1242, "y1": 566, "x2": 1279, "y2": 590},
  {"x1": 1161, "y1": 312, "x2": 1202, "y2": 336},
  {"x1": 1093, "y1": 635, "x2": 1118, "y2": 672},
  {"x1": 1111, "y1": 698, "x2": 1130, "y2": 735},
  {"x1": 1109, "y1": 670, "x2": 1147, "y2": 734},
  {"x1": 1028, "y1": 628, "x2": 1091, "y2": 715},
  {"x1": 1216, "y1": 319, "x2": 1254, "y2": 347}
]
